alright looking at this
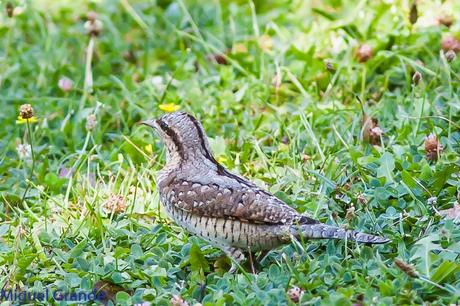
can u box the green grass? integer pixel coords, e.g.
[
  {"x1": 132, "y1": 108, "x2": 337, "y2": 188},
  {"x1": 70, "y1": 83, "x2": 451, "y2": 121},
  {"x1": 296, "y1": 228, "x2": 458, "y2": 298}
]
[{"x1": 1, "y1": 0, "x2": 460, "y2": 305}]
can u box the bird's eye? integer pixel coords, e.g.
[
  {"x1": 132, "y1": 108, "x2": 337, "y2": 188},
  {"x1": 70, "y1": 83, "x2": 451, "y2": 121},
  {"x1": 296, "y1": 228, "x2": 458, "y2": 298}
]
[{"x1": 158, "y1": 120, "x2": 168, "y2": 130}]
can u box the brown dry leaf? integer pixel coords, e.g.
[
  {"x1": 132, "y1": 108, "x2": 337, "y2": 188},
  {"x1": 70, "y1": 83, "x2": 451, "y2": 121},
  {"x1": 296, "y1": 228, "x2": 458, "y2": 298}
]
[
  {"x1": 424, "y1": 133, "x2": 443, "y2": 161},
  {"x1": 439, "y1": 203, "x2": 460, "y2": 221},
  {"x1": 206, "y1": 53, "x2": 228, "y2": 65},
  {"x1": 362, "y1": 115, "x2": 382, "y2": 145},
  {"x1": 356, "y1": 44, "x2": 373, "y2": 63},
  {"x1": 104, "y1": 194, "x2": 127, "y2": 213},
  {"x1": 394, "y1": 258, "x2": 418, "y2": 277}
]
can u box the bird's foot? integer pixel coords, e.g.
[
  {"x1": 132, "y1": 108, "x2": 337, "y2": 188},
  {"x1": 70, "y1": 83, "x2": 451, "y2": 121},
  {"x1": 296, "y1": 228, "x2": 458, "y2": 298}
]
[{"x1": 247, "y1": 250, "x2": 255, "y2": 274}]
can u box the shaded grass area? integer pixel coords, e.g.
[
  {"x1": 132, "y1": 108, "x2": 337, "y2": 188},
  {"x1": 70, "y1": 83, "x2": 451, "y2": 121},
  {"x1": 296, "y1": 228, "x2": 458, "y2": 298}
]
[{"x1": 1, "y1": 0, "x2": 460, "y2": 305}]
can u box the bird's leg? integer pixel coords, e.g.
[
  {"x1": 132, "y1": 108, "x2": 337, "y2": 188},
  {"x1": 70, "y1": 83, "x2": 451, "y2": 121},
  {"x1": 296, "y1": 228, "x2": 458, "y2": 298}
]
[
  {"x1": 224, "y1": 247, "x2": 245, "y2": 273},
  {"x1": 247, "y1": 247, "x2": 256, "y2": 274}
]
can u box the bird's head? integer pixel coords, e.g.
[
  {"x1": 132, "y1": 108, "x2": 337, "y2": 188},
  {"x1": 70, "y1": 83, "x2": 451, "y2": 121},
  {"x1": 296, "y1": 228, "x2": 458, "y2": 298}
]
[{"x1": 141, "y1": 112, "x2": 214, "y2": 163}]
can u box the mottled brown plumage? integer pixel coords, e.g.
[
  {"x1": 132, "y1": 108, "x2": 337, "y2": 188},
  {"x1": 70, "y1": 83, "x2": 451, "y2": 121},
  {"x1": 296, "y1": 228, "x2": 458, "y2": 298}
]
[{"x1": 142, "y1": 112, "x2": 389, "y2": 269}]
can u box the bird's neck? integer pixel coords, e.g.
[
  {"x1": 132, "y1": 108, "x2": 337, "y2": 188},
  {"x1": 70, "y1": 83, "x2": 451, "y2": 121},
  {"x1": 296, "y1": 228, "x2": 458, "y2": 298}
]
[
  {"x1": 163, "y1": 131, "x2": 220, "y2": 171},
  {"x1": 165, "y1": 146, "x2": 214, "y2": 169}
]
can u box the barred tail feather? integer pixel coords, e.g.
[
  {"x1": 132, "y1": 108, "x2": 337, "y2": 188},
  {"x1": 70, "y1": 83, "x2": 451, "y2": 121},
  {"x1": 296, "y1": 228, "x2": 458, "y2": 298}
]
[{"x1": 291, "y1": 223, "x2": 389, "y2": 244}]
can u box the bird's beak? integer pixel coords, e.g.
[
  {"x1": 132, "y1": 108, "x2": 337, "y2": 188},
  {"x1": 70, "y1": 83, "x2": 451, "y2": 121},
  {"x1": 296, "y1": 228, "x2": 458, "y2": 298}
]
[{"x1": 139, "y1": 119, "x2": 158, "y2": 129}]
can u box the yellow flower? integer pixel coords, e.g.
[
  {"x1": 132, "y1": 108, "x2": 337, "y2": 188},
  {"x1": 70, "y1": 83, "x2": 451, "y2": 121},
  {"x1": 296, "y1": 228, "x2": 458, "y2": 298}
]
[
  {"x1": 217, "y1": 156, "x2": 228, "y2": 164},
  {"x1": 144, "y1": 144, "x2": 153, "y2": 154},
  {"x1": 16, "y1": 116, "x2": 38, "y2": 124},
  {"x1": 159, "y1": 103, "x2": 180, "y2": 113}
]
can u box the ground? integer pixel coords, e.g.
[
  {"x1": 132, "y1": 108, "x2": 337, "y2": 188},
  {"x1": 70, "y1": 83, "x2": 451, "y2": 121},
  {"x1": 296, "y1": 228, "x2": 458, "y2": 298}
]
[{"x1": 1, "y1": 0, "x2": 460, "y2": 305}]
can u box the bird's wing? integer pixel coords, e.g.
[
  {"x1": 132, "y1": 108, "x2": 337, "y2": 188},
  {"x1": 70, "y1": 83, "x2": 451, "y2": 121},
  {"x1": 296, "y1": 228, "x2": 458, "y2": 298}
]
[{"x1": 161, "y1": 177, "x2": 318, "y2": 225}]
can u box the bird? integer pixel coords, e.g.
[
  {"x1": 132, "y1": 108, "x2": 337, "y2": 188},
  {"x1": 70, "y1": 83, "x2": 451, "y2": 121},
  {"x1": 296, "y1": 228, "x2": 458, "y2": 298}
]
[{"x1": 141, "y1": 112, "x2": 389, "y2": 271}]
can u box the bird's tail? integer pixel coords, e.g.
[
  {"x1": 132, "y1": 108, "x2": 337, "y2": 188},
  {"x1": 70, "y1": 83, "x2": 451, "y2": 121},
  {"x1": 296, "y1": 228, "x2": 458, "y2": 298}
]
[{"x1": 290, "y1": 223, "x2": 389, "y2": 244}]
